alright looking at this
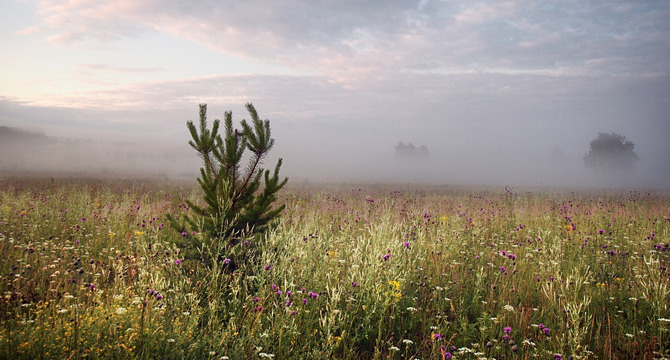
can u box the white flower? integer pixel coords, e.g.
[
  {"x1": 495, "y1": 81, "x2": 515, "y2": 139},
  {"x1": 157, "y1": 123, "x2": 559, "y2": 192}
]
[
  {"x1": 504, "y1": 304, "x2": 514, "y2": 312},
  {"x1": 402, "y1": 339, "x2": 414, "y2": 344},
  {"x1": 389, "y1": 346, "x2": 400, "y2": 351},
  {"x1": 116, "y1": 307, "x2": 128, "y2": 315},
  {"x1": 258, "y1": 353, "x2": 275, "y2": 358},
  {"x1": 167, "y1": 339, "x2": 175, "y2": 343},
  {"x1": 406, "y1": 307, "x2": 417, "y2": 312}
]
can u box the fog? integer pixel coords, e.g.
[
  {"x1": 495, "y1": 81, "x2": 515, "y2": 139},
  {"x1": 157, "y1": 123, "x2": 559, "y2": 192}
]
[
  {"x1": 2, "y1": 1, "x2": 670, "y2": 188},
  {"x1": 2, "y1": 103, "x2": 668, "y2": 189}
]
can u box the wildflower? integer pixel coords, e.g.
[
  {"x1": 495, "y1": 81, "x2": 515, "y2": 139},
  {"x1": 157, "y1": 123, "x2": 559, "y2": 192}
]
[
  {"x1": 352, "y1": 282, "x2": 359, "y2": 287},
  {"x1": 433, "y1": 333, "x2": 443, "y2": 340},
  {"x1": 223, "y1": 258, "x2": 231, "y2": 265},
  {"x1": 254, "y1": 306, "x2": 262, "y2": 312},
  {"x1": 156, "y1": 293, "x2": 163, "y2": 300},
  {"x1": 115, "y1": 307, "x2": 128, "y2": 315},
  {"x1": 264, "y1": 264, "x2": 272, "y2": 270},
  {"x1": 554, "y1": 354, "x2": 562, "y2": 360},
  {"x1": 538, "y1": 323, "x2": 545, "y2": 330},
  {"x1": 504, "y1": 327, "x2": 512, "y2": 334},
  {"x1": 403, "y1": 339, "x2": 414, "y2": 344},
  {"x1": 308, "y1": 291, "x2": 318, "y2": 299},
  {"x1": 389, "y1": 346, "x2": 400, "y2": 351},
  {"x1": 403, "y1": 241, "x2": 410, "y2": 249},
  {"x1": 302, "y1": 298, "x2": 308, "y2": 304},
  {"x1": 167, "y1": 339, "x2": 175, "y2": 343},
  {"x1": 290, "y1": 310, "x2": 296, "y2": 315},
  {"x1": 175, "y1": 259, "x2": 182, "y2": 265},
  {"x1": 598, "y1": 229, "x2": 605, "y2": 234},
  {"x1": 382, "y1": 253, "x2": 390, "y2": 261},
  {"x1": 504, "y1": 304, "x2": 514, "y2": 312},
  {"x1": 507, "y1": 253, "x2": 517, "y2": 261},
  {"x1": 81, "y1": 217, "x2": 86, "y2": 222},
  {"x1": 499, "y1": 266, "x2": 507, "y2": 274},
  {"x1": 543, "y1": 328, "x2": 550, "y2": 335}
]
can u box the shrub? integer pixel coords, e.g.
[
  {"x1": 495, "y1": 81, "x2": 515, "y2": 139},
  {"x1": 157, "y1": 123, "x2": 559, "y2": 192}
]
[{"x1": 167, "y1": 103, "x2": 287, "y2": 267}]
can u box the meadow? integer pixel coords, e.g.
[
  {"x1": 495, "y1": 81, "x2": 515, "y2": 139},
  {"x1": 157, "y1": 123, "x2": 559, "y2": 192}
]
[{"x1": 1, "y1": 177, "x2": 669, "y2": 359}]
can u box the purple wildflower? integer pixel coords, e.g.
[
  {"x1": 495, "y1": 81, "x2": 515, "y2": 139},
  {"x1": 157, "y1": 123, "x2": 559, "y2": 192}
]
[
  {"x1": 223, "y1": 258, "x2": 231, "y2": 265},
  {"x1": 156, "y1": 293, "x2": 163, "y2": 300},
  {"x1": 175, "y1": 259, "x2": 182, "y2": 265},
  {"x1": 543, "y1": 328, "x2": 551, "y2": 335},
  {"x1": 504, "y1": 326, "x2": 512, "y2": 334},
  {"x1": 598, "y1": 229, "x2": 605, "y2": 234},
  {"x1": 433, "y1": 333, "x2": 443, "y2": 340}
]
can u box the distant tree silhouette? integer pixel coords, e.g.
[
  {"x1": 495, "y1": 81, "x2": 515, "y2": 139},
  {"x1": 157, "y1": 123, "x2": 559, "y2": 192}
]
[
  {"x1": 583, "y1": 132, "x2": 638, "y2": 171},
  {"x1": 395, "y1": 142, "x2": 429, "y2": 158}
]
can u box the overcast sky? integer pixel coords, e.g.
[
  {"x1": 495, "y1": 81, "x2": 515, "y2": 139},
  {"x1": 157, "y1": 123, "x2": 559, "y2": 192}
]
[{"x1": 1, "y1": 0, "x2": 669, "y2": 186}]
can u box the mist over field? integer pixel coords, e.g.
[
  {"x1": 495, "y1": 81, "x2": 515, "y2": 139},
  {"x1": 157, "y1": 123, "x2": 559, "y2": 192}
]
[{"x1": 1, "y1": 0, "x2": 670, "y2": 188}]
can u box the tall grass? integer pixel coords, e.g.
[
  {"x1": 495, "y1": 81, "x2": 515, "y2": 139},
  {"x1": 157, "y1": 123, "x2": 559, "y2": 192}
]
[{"x1": 1, "y1": 178, "x2": 669, "y2": 359}]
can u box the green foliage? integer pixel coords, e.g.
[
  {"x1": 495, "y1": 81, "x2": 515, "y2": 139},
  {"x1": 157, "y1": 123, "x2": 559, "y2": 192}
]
[
  {"x1": 584, "y1": 132, "x2": 639, "y2": 171},
  {"x1": 1, "y1": 179, "x2": 670, "y2": 359},
  {"x1": 167, "y1": 103, "x2": 287, "y2": 265}
]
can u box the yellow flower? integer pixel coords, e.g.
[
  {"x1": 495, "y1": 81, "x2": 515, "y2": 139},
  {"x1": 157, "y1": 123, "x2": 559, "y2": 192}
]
[
  {"x1": 388, "y1": 281, "x2": 401, "y2": 290},
  {"x1": 108, "y1": 232, "x2": 116, "y2": 237},
  {"x1": 135, "y1": 231, "x2": 144, "y2": 236}
]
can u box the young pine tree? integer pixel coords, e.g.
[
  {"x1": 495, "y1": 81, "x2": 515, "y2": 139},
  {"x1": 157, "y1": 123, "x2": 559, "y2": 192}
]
[{"x1": 167, "y1": 103, "x2": 288, "y2": 267}]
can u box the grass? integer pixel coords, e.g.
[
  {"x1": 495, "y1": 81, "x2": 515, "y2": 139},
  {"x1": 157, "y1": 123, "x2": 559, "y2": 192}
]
[{"x1": 1, "y1": 177, "x2": 669, "y2": 359}]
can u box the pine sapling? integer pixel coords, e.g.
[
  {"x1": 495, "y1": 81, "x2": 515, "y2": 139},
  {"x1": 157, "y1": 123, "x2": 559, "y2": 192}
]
[{"x1": 167, "y1": 103, "x2": 288, "y2": 268}]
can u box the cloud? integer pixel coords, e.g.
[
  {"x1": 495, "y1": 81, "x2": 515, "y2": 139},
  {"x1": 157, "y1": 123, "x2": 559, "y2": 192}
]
[
  {"x1": 77, "y1": 63, "x2": 165, "y2": 73},
  {"x1": 29, "y1": 0, "x2": 670, "y2": 78}
]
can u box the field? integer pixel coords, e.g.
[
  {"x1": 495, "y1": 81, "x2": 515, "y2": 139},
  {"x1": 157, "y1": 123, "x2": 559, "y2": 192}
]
[{"x1": 1, "y1": 178, "x2": 669, "y2": 359}]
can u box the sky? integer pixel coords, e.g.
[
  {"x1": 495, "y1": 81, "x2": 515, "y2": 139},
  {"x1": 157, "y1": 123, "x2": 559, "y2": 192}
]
[{"x1": 1, "y1": 0, "x2": 669, "y2": 187}]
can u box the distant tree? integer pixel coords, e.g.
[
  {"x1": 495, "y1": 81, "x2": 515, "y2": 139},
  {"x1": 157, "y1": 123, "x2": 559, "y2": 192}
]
[
  {"x1": 395, "y1": 141, "x2": 429, "y2": 158},
  {"x1": 583, "y1": 132, "x2": 638, "y2": 171}
]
